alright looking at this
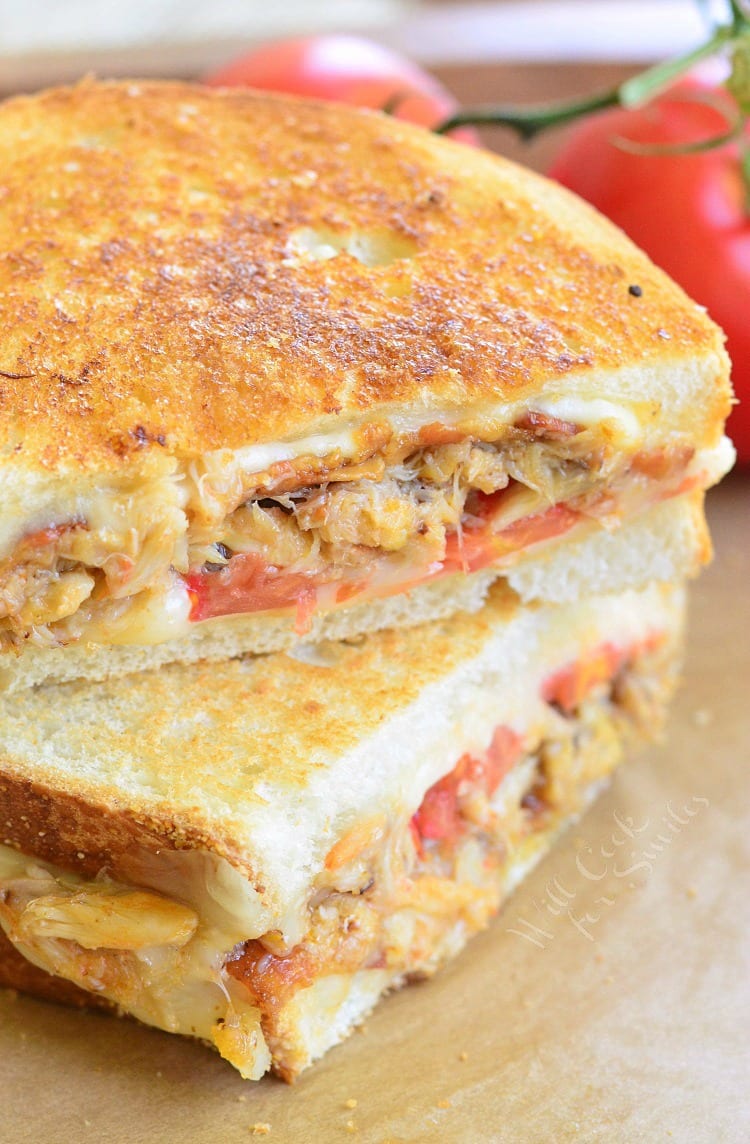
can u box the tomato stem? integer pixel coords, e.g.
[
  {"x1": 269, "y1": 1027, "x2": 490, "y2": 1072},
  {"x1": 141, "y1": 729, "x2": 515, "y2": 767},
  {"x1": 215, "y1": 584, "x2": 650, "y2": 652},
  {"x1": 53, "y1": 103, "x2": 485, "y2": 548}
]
[
  {"x1": 728, "y1": 0, "x2": 750, "y2": 35},
  {"x1": 434, "y1": 3, "x2": 750, "y2": 150},
  {"x1": 434, "y1": 88, "x2": 621, "y2": 140},
  {"x1": 618, "y1": 28, "x2": 735, "y2": 108}
]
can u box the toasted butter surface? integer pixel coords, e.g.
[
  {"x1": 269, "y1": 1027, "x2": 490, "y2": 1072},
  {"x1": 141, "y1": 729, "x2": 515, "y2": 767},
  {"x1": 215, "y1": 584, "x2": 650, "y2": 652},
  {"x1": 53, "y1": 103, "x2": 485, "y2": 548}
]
[{"x1": 0, "y1": 79, "x2": 730, "y2": 475}]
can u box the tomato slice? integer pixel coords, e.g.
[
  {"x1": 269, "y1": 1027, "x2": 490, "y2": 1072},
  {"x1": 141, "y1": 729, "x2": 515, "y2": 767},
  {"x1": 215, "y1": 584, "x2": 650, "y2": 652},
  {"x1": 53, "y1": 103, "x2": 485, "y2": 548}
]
[
  {"x1": 542, "y1": 644, "x2": 623, "y2": 714},
  {"x1": 185, "y1": 500, "x2": 583, "y2": 630},
  {"x1": 443, "y1": 500, "x2": 582, "y2": 574},
  {"x1": 185, "y1": 553, "x2": 320, "y2": 629},
  {"x1": 411, "y1": 725, "x2": 523, "y2": 846},
  {"x1": 543, "y1": 635, "x2": 664, "y2": 714},
  {"x1": 485, "y1": 725, "x2": 526, "y2": 789},
  {"x1": 412, "y1": 779, "x2": 461, "y2": 844}
]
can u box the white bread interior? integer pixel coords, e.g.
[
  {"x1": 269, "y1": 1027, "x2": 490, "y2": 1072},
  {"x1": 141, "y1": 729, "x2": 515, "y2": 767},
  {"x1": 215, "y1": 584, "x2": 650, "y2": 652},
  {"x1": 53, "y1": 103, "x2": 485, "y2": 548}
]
[{"x1": 507, "y1": 487, "x2": 710, "y2": 604}]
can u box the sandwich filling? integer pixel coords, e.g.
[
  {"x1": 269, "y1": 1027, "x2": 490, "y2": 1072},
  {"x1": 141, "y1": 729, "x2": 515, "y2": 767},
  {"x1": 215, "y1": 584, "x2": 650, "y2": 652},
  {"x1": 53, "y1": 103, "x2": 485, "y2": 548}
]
[
  {"x1": 0, "y1": 401, "x2": 731, "y2": 651},
  {"x1": 0, "y1": 630, "x2": 676, "y2": 1080}
]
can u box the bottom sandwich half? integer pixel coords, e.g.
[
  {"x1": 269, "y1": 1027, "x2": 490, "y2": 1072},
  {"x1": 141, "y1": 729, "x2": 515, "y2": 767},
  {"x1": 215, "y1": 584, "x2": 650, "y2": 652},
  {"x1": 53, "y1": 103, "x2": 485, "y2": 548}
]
[{"x1": 0, "y1": 581, "x2": 684, "y2": 1081}]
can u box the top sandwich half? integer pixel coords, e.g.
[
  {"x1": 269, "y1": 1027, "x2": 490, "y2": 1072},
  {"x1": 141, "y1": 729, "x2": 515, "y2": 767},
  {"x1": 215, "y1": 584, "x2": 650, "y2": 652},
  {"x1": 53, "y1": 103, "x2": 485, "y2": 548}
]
[{"x1": 0, "y1": 79, "x2": 734, "y2": 684}]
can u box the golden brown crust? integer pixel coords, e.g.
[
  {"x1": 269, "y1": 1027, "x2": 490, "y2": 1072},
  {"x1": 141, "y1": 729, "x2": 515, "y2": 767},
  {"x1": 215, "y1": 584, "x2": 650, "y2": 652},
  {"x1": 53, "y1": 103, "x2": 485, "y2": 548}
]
[
  {"x1": 0, "y1": 582, "x2": 521, "y2": 887},
  {"x1": 0, "y1": 79, "x2": 730, "y2": 475},
  {"x1": 0, "y1": 625, "x2": 683, "y2": 1070},
  {"x1": 0, "y1": 774, "x2": 195, "y2": 881}
]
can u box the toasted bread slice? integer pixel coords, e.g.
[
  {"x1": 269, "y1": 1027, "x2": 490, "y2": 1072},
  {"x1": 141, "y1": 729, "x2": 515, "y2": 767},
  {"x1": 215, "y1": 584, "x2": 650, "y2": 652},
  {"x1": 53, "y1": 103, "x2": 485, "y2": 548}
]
[
  {"x1": 0, "y1": 580, "x2": 683, "y2": 1080},
  {"x1": 0, "y1": 81, "x2": 732, "y2": 677}
]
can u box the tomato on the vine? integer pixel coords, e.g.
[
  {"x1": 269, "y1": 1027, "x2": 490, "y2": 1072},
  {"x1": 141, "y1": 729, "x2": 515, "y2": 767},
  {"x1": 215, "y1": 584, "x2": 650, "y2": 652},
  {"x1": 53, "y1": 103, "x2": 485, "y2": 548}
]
[
  {"x1": 548, "y1": 72, "x2": 749, "y2": 462},
  {"x1": 204, "y1": 34, "x2": 478, "y2": 144}
]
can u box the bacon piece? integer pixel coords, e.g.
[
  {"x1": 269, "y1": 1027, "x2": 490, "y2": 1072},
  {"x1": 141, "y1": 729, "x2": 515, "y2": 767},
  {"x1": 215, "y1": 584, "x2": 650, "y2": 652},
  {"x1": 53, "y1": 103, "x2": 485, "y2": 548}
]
[{"x1": 515, "y1": 410, "x2": 580, "y2": 438}]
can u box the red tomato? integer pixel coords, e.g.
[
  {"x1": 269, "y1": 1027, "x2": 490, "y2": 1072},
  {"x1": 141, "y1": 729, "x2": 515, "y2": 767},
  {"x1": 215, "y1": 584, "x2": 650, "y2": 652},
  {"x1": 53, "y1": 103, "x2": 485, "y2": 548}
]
[
  {"x1": 443, "y1": 498, "x2": 582, "y2": 573},
  {"x1": 548, "y1": 72, "x2": 749, "y2": 462},
  {"x1": 411, "y1": 726, "x2": 522, "y2": 845},
  {"x1": 542, "y1": 644, "x2": 622, "y2": 713},
  {"x1": 185, "y1": 553, "x2": 314, "y2": 621},
  {"x1": 412, "y1": 774, "x2": 461, "y2": 843},
  {"x1": 204, "y1": 34, "x2": 478, "y2": 143},
  {"x1": 478, "y1": 725, "x2": 524, "y2": 791}
]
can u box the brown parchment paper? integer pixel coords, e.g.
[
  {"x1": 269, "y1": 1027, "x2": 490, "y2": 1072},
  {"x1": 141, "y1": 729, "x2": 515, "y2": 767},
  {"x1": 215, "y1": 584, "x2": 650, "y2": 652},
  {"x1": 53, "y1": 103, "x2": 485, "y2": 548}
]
[{"x1": 1, "y1": 474, "x2": 748, "y2": 1144}]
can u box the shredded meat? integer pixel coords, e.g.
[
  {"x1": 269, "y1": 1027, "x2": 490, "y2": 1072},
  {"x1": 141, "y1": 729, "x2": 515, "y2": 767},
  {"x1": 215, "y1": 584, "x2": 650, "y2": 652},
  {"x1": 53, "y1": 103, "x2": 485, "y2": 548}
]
[
  {"x1": 0, "y1": 426, "x2": 688, "y2": 645},
  {"x1": 225, "y1": 637, "x2": 673, "y2": 1073},
  {"x1": 192, "y1": 429, "x2": 614, "y2": 575}
]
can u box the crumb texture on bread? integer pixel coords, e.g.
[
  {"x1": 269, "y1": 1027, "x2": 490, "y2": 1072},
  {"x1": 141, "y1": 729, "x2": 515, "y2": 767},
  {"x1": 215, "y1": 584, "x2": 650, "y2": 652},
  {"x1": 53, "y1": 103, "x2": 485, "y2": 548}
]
[
  {"x1": 0, "y1": 581, "x2": 684, "y2": 931},
  {"x1": 508, "y1": 489, "x2": 710, "y2": 603}
]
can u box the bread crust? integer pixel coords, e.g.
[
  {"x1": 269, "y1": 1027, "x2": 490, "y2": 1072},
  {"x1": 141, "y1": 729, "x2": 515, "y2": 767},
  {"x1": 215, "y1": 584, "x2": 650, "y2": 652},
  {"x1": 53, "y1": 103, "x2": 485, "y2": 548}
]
[
  {"x1": 0, "y1": 79, "x2": 730, "y2": 476},
  {"x1": 0, "y1": 625, "x2": 683, "y2": 1074},
  {"x1": 0, "y1": 772, "x2": 215, "y2": 882}
]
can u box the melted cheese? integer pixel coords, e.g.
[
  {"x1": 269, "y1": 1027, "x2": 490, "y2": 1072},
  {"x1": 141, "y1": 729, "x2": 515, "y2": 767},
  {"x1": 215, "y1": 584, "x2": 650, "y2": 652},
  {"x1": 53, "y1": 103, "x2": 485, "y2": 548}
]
[
  {"x1": 686, "y1": 434, "x2": 735, "y2": 486},
  {"x1": 536, "y1": 397, "x2": 642, "y2": 443},
  {"x1": 0, "y1": 406, "x2": 726, "y2": 653},
  {"x1": 0, "y1": 396, "x2": 652, "y2": 563},
  {"x1": 78, "y1": 439, "x2": 725, "y2": 649},
  {"x1": 231, "y1": 428, "x2": 362, "y2": 477},
  {"x1": 0, "y1": 847, "x2": 273, "y2": 1079},
  {"x1": 82, "y1": 577, "x2": 194, "y2": 646}
]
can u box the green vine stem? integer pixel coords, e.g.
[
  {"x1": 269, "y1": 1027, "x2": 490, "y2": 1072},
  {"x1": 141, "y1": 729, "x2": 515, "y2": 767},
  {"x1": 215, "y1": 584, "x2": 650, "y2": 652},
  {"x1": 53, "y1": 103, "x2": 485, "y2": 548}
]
[
  {"x1": 433, "y1": 0, "x2": 750, "y2": 202},
  {"x1": 434, "y1": 89, "x2": 622, "y2": 141}
]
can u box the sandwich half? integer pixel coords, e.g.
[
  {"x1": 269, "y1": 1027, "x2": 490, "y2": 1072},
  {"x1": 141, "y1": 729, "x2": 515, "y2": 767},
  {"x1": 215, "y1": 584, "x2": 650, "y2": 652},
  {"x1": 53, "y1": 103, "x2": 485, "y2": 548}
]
[
  {"x1": 0, "y1": 580, "x2": 684, "y2": 1080},
  {"x1": 0, "y1": 80, "x2": 733, "y2": 689}
]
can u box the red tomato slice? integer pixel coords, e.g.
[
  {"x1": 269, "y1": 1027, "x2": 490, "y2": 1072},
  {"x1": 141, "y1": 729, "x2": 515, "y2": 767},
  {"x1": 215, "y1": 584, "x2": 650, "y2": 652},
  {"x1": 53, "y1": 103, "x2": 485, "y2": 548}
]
[
  {"x1": 484, "y1": 725, "x2": 524, "y2": 789},
  {"x1": 542, "y1": 644, "x2": 623, "y2": 713},
  {"x1": 411, "y1": 726, "x2": 523, "y2": 846},
  {"x1": 444, "y1": 500, "x2": 582, "y2": 573},
  {"x1": 186, "y1": 553, "x2": 317, "y2": 625},
  {"x1": 185, "y1": 501, "x2": 582, "y2": 632},
  {"x1": 204, "y1": 34, "x2": 478, "y2": 144},
  {"x1": 413, "y1": 777, "x2": 462, "y2": 843}
]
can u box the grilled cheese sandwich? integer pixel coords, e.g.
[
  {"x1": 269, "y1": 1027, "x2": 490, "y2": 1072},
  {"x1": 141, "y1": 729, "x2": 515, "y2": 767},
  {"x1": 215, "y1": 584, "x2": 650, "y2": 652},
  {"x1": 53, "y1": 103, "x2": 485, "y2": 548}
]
[
  {"x1": 0, "y1": 580, "x2": 683, "y2": 1080},
  {"x1": 0, "y1": 80, "x2": 732, "y2": 689}
]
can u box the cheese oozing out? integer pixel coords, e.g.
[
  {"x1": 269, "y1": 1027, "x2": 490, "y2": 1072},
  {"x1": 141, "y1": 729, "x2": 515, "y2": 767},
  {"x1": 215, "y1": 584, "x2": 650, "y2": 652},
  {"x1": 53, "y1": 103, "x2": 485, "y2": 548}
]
[{"x1": 77, "y1": 435, "x2": 730, "y2": 648}]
